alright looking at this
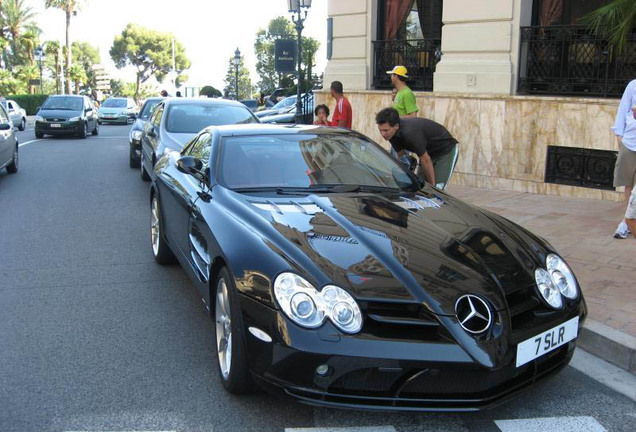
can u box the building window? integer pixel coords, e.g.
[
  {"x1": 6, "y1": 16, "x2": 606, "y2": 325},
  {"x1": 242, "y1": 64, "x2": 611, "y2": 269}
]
[
  {"x1": 519, "y1": 0, "x2": 636, "y2": 98},
  {"x1": 373, "y1": 0, "x2": 443, "y2": 91}
]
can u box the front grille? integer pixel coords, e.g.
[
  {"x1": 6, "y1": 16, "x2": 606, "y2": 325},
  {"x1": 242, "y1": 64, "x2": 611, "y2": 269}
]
[
  {"x1": 45, "y1": 118, "x2": 66, "y2": 122},
  {"x1": 364, "y1": 301, "x2": 440, "y2": 328}
]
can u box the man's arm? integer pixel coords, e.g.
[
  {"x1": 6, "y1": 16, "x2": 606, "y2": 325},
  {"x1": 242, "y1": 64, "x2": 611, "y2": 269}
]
[
  {"x1": 418, "y1": 152, "x2": 435, "y2": 185},
  {"x1": 612, "y1": 80, "x2": 635, "y2": 137}
]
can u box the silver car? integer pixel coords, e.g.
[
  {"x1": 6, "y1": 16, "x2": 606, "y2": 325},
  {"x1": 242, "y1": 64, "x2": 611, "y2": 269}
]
[
  {"x1": 5, "y1": 100, "x2": 27, "y2": 131},
  {"x1": 0, "y1": 103, "x2": 19, "y2": 174}
]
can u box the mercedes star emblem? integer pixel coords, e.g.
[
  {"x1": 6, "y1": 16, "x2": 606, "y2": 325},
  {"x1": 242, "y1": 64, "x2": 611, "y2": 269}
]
[{"x1": 455, "y1": 294, "x2": 492, "y2": 334}]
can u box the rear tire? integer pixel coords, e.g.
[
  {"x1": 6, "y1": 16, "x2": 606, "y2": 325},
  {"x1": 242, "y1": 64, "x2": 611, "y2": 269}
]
[
  {"x1": 214, "y1": 267, "x2": 254, "y2": 394},
  {"x1": 150, "y1": 194, "x2": 176, "y2": 264},
  {"x1": 6, "y1": 144, "x2": 18, "y2": 174},
  {"x1": 18, "y1": 118, "x2": 25, "y2": 131},
  {"x1": 78, "y1": 122, "x2": 87, "y2": 139}
]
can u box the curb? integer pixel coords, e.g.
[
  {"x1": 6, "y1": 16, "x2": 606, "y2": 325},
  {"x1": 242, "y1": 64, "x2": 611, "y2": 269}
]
[{"x1": 578, "y1": 320, "x2": 636, "y2": 375}]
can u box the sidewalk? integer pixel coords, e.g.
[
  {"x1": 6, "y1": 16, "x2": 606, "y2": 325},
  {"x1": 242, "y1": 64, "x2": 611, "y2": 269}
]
[{"x1": 447, "y1": 185, "x2": 636, "y2": 374}]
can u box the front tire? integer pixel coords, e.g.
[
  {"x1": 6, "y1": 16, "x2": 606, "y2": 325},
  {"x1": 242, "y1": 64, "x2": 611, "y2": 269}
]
[
  {"x1": 140, "y1": 151, "x2": 150, "y2": 181},
  {"x1": 150, "y1": 194, "x2": 176, "y2": 264},
  {"x1": 92, "y1": 121, "x2": 99, "y2": 136},
  {"x1": 35, "y1": 132, "x2": 44, "y2": 139},
  {"x1": 214, "y1": 267, "x2": 254, "y2": 394},
  {"x1": 18, "y1": 118, "x2": 25, "y2": 131},
  {"x1": 129, "y1": 146, "x2": 140, "y2": 168},
  {"x1": 6, "y1": 144, "x2": 18, "y2": 174}
]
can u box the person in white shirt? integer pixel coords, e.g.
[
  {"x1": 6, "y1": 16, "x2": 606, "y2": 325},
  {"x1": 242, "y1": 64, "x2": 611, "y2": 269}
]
[{"x1": 612, "y1": 79, "x2": 636, "y2": 239}]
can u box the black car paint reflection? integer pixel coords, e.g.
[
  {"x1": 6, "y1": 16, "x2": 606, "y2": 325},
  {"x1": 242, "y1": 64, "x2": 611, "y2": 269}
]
[{"x1": 150, "y1": 125, "x2": 586, "y2": 411}]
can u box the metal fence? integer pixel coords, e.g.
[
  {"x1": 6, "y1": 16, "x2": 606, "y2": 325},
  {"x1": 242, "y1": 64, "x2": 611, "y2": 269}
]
[
  {"x1": 296, "y1": 91, "x2": 314, "y2": 125},
  {"x1": 372, "y1": 39, "x2": 442, "y2": 91},
  {"x1": 518, "y1": 25, "x2": 636, "y2": 98}
]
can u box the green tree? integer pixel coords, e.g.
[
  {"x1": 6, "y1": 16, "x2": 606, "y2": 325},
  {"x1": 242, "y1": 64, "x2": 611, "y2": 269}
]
[
  {"x1": 109, "y1": 78, "x2": 125, "y2": 96},
  {"x1": 68, "y1": 62, "x2": 86, "y2": 94},
  {"x1": 223, "y1": 54, "x2": 253, "y2": 100},
  {"x1": 45, "y1": 0, "x2": 85, "y2": 94},
  {"x1": 253, "y1": 16, "x2": 320, "y2": 94},
  {"x1": 0, "y1": 68, "x2": 23, "y2": 94},
  {"x1": 44, "y1": 40, "x2": 61, "y2": 93},
  {"x1": 199, "y1": 85, "x2": 222, "y2": 98},
  {"x1": 71, "y1": 41, "x2": 100, "y2": 91},
  {"x1": 110, "y1": 23, "x2": 190, "y2": 101},
  {"x1": 581, "y1": 0, "x2": 636, "y2": 52},
  {"x1": 1, "y1": 0, "x2": 38, "y2": 69}
]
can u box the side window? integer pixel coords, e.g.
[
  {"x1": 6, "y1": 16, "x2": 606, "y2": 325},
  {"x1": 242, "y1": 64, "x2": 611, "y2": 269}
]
[
  {"x1": 0, "y1": 106, "x2": 9, "y2": 124},
  {"x1": 189, "y1": 132, "x2": 213, "y2": 170},
  {"x1": 7, "y1": 102, "x2": 13, "y2": 111},
  {"x1": 151, "y1": 105, "x2": 164, "y2": 127}
]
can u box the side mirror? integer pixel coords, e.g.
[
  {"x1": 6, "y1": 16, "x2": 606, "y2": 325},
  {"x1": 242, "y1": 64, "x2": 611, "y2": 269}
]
[
  {"x1": 85, "y1": 107, "x2": 92, "y2": 113},
  {"x1": 36, "y1": 106, "x2": 41, "y2": 111},
  {"x1": 177, "y1": 156, "x2": 204, "y2": 179},
  {"x1": 0, "y1": 123, "x2": 12, "y2": 131},
  {"x1": 400, "y1": 154, "x2": 418, "y2": 173}
]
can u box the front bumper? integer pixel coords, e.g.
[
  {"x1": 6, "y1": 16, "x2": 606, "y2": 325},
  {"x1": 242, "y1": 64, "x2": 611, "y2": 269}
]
[
  {"x1": 239, "y1": 294, "x2": 585, "y2": 412},
  {"x1": 35, "y1": 120, "x2": 82, "y2": 135},
  {"x1": 99, "y1": 114, "x2": 128, "y2": 123}
]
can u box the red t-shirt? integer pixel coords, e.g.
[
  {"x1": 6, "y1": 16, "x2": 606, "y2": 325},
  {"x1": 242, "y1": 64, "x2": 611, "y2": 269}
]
[{"x1": 331, "y1": 96, "x2": 352, "y2": 129}]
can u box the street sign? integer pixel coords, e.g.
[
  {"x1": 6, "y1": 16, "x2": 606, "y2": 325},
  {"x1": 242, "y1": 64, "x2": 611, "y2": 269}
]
[
  {"x1": 275, "y1": 39, "x2": 296, "y2": 73},
  {"x1": 29, "y1": 79, "x2": 41, "y2": 86}
]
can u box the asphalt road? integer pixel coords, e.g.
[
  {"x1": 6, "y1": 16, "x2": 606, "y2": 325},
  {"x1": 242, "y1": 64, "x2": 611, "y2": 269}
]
[{"x1": 1, "y1": 124, "x2": 635, "y2": 432}]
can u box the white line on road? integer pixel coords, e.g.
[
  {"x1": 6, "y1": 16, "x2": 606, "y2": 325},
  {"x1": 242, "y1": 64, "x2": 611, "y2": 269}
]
[
  {"x1": 495, "y1": 416, "x2": 607, "y2": 432},
  {"x1": 570, "y1": 349, "x2": 636, "y2": 401},
  {"x1": 286, "y1": 428, "x2": 397, "y2": 432},
  {"x1": 18, "y1": 139, "x2": 44, "y2": 147}
]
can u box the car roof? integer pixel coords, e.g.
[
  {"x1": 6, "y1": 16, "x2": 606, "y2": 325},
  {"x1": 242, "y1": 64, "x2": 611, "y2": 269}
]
[
  {"x1": 162, "y1": 97, "x2": 246, "y2": 108},
  {"x1": 49, "y1": 94, "x2": 84, "y2": 98},
  {"x1": 205, "y1": 123, "x2": 354, "y2": 137}
]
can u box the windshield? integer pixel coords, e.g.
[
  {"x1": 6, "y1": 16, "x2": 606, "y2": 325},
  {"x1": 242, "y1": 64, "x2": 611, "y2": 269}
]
[
  {"x1": 272, "y1": 97, "x2": 295, "y2": 109},
  {"x1": 140, "y1": 100, "x2": 161, "y2": 120},
  {"x1": 164, "y1": 103, "x2": 258, "y2": 133},
  {"x1": 102, "y1": 98, "x2": 127, "y2": 108},
  {"x1": 41, "y1": 97, "x2": 83, "y2": 111},
  {"x1": 219, "y1": 133, "x2": 416, "y2": 191}
]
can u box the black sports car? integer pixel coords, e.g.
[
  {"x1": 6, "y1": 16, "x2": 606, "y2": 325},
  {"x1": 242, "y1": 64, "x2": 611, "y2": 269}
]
[
  {"x1": 149, "y1": 124, "x2": 587, "y2": 411},
  {"x1": 129, "y1": 97, "x2": 164, "y2": 168}
]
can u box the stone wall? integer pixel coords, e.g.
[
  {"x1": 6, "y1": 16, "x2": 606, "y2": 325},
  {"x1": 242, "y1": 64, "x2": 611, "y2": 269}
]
[{"x1": 315, "y1": 90, "x2": 622, "y2": 201}]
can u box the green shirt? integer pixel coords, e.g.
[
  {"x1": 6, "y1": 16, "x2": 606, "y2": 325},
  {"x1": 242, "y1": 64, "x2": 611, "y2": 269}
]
[{"x1": 393, "y1": 87, "x2": 418, "y2": 116}]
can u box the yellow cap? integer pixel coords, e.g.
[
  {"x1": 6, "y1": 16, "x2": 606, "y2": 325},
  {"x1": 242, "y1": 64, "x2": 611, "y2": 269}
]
[{"x1": 386, "y1": 65, "x2": 408, "y2": 78}]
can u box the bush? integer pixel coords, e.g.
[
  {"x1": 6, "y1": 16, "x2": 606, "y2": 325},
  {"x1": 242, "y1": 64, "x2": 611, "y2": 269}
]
[{"x1": 5, "y1": 94, "x2": 50, "y2": 115}]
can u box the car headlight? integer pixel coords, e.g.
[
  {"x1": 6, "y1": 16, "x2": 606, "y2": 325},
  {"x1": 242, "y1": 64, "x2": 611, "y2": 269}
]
[
  {"x1": 535, "y1": 268, "x2": 563, "y2": 309},
  {"x1": 130, "y1": 129, "x2": 143, "y2": 141},
  {"x1": 68, "y1": 116, "x2": 81, "y2": 122},
  {"x1": 546, "y1": 254, "x2": 578, "y2": 299},
  {"x1": 34, "y1": 115, "x2": 43, "y2": 121},
  {"x1": 274, "y1": 273, "x2": 363, "y2": 333}
]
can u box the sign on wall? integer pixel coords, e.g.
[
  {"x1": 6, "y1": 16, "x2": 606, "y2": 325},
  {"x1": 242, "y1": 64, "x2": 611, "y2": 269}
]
[{"x1": 275, "y1": 39, "x2": 296, "y2": 73}]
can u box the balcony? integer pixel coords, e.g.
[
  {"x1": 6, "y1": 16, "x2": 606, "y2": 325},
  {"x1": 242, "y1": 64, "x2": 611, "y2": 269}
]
[
  {"x1": 518, "y1": 25, "x2": 636, "y2": 98},
  {"x1": 372, "y1": 39, "x2": 442, "y2": 91}
]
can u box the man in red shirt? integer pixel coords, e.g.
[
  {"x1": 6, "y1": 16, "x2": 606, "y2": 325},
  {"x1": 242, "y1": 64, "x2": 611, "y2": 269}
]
[{"x1": 329, "y1": 81, "x2": 352, "y2": 129}]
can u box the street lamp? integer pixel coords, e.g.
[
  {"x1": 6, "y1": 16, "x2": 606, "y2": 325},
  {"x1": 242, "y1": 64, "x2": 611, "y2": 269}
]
[
  {"x1": 288, "y1": 0, "x2": 312, "y2": 123},
  {"x1": 234, "y1": 48, "x2": 241, "y2": 101},
  {"x1": 34, "y1": 45, "x2": 44, "y2": 94}
]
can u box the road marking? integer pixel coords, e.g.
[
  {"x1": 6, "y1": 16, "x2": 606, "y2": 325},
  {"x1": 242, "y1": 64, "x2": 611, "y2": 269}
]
[
  {"x1": 18, "y1": 139, "x2": 44, "y2": 147},
  {"x1": 495, "y1": 416, "x2": 607, "y2": 432},
  {"x1": 286, "y1": 428, "x2": 396, "y2": 432},
  {"x1": 570, "y1": 349, "x2": 636, "y2": 402}
]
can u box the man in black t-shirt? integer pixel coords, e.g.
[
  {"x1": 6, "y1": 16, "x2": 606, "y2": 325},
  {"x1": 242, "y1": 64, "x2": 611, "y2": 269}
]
[{"x1": 376, "y1": 107, "x2": 459, "y2": 189}]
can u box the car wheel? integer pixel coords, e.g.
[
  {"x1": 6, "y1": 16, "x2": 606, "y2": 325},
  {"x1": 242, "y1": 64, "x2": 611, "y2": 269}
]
[
  {"x1": 214, "y1": 267, "x2": 254, "y2": 394},
  {"x1": 6, "y1": 144, "x2": 18, "y2": 174},
  {"x1": 35, "y1": 132, "x2": 43, "y2": 139},
  {"x1": 150, "y1": 194, "x2": 176, "y2": 264},
  {"x1": 92, "y1": 121, "x2": 99, "y2": 136},
  {"x1": 98, "y1": 120, "x2": 102, "y2": 125},
  {"x1": 140, "y1": 151, "x2": 150, "y2": 182},
  {"x1": 79, "y1": 122, "x2": 87, "y2": 139},
  {"x1": 129, "y1": 146, "x2": 140, "y2": 168},
  {"x1": 18, "y1": 117, "x2": 25, "y2": 131}
]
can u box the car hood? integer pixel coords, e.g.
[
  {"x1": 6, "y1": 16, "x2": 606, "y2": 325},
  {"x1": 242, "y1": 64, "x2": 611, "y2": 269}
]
[
  {"x1": 37, "y1": 109, "x2": 82, "y2": 119},
  {"x1": 255, "y1": 107, "x2": 290, "y2": 118},
  {"x1": 260, "y1": 112, "x2": 295, "y2": 123},
  {"x1": 99, "y1": 107, "x2": 127, "y2": 115},
  {"x1": 227, "y1": 188, "x2": 548, "y2": 316},
  {"x1": 162, "y1": 131, "x2": 196, "y2": 151}
]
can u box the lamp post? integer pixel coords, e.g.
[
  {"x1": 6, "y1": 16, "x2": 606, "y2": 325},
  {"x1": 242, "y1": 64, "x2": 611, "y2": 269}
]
[
  {"x1": 34, "y1": 45, "x2": 44, "y2": 94},
  {"x1": 234, "y1": 48, "x2": 241, "y2": 101},
  {"x1": 288, "y1": 0, "x2": 312, "y2": 123}
]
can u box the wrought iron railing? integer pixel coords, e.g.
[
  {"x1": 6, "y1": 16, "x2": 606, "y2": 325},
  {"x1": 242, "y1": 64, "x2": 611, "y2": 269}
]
[
  {"x1": 518, "y1": 25, "x2": 636, "y2": 98},
  {"x1": 372, "y1": 39, "x2": 442, "y2": 91},
  {"x1": 296, "y1": 91, "x2": 314, "y2": 125}
]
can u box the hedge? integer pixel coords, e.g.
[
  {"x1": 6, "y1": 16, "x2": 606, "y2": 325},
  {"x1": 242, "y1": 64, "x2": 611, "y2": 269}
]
[{"x1": 5, "y1": 94, "x2": 50, "y2": 115}]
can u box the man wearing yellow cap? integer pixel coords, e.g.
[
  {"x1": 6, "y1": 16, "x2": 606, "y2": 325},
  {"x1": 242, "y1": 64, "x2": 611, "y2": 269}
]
[{"x1": 387, "y1": 65, "x2": 418, "y2": 117}]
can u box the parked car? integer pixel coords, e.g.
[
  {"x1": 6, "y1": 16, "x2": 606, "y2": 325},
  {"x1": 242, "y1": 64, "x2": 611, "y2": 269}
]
[
  {"x1": 148, "y1": 124, "x2": 587, "y2": 411},
  {"x1": 34, "y1": 95, "x2": 99, "y2": 139},
  {"x1": 139, "y1": 98, "x2": 259, "y2": 182},
  {"x1": 5, "y1": 99, "x2": 27, "y2": 131},
  {"x1": 254, "y1": 95, "x2": 297, "y2": 118},
  {"x1": 239, "y1": 99, "x2": 258, "y2": 111},
  {"x1": 98, "y1": 97, "x2": 138, "y2": 125},
  {"x1": 260, "y1": 94, "x2": 314, "y2": 124},
  {"x1": 129, "y1": 97, "x2": 164, "y2": 168},
  {"x1": 0, "y1": 102, "x2": 18, "y2": 174}
]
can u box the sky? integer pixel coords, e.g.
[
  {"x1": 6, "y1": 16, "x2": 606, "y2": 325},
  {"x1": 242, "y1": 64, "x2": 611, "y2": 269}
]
[{"x1": 24, "y1": 0, "x2": 328, "y2": 94}]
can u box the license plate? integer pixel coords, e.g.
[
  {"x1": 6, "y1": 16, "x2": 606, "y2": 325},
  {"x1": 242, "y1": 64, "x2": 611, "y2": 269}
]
[
  {"x1": 50, "y1": 123, "x2": 61, "y2": 128},
  {"x1": 516, "y1": 316, "x2": 579, "y2": 367}
]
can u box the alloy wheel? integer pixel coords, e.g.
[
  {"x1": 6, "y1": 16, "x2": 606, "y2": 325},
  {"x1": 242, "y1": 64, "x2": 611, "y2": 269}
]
[
  {"x1": 215, "y1": 278, "x2": 232, "y2": 380},
  {"x1": 151, "y1": 197, "x2": 160, "y2": 256}
]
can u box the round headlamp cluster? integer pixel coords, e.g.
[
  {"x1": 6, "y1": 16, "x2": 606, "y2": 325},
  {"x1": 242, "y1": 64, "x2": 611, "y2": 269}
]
[
  {"x1": 534, "y1": 254, "x2": 579, "y2": 309},
  {"x1": 274, "y1": 273, "x2": 363, "y2": 333}
]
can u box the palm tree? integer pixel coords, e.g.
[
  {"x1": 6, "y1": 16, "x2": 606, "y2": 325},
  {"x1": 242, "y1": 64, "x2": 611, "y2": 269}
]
[
  {"x1": 1, "y1": 0, "x2": 38, "y2": 69},
  {"x1": 581, "y1": 0, "x2": 636, "y2": 52},
  {"x1": 45, "y1": 1, "x2": 85, "y2": 94},
  {"x1": 68, "y1": 63, "x2": 86, "y2": 94},
  {"x1": 20, "y1": 25, "x2": 40, "y2": 66},
  {"x1": 45, "y1": 40, "x2": 61, "y2": 93}
]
